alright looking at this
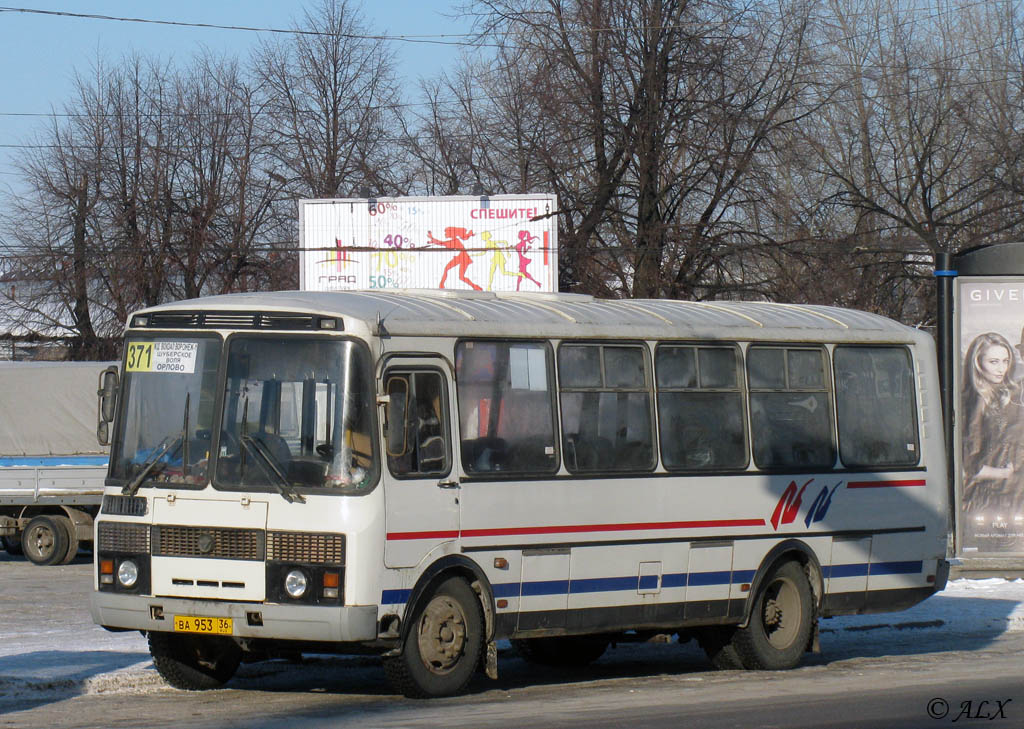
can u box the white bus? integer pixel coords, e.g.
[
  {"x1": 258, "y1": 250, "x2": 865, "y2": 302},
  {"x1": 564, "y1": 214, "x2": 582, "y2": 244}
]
[{"x1": 90, "y1": 290, "x2": 950, "y2": 697}]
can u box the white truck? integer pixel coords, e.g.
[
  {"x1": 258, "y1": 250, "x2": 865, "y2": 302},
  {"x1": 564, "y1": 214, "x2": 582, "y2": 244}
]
[{"x1": 0, "y1": 361, "x2": 114, "y2": 565}]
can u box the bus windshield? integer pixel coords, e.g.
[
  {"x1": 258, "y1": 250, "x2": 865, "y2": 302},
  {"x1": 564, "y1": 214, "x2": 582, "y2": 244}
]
[
  {"x1": 111, "y1": 336, "x2": 221, "y2": 489},
  {"x1": 215, "y1": 337, "x2": 378, "y2": 495}
]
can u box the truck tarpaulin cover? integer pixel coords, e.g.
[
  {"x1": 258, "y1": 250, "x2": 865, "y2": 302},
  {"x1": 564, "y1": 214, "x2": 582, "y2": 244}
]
[
  {"x1": 0, "y1": 362, "x2": 114, "y2": 458},
  {"x1": 298, "y1": 194, "x2": 558, "y2": 293}
]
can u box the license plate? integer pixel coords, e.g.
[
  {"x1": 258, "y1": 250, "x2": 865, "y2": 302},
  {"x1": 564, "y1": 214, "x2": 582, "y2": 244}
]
[{"x1": 173, "y1": 615, "x2": 233, "y2": 635}]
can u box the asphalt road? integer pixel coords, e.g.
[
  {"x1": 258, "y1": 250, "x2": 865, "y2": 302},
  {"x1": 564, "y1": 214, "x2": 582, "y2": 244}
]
[{"x1": 2, "y1": 553, "x2": 1022, "y2": 729}]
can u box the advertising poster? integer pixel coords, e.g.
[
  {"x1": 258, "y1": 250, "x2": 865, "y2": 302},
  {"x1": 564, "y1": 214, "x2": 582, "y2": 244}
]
[
  {"x1": 956, "y1": 278, "x2": 1024, "y2": 554},
  {"x1": 298, "y1": 195, "x2": 558, "y2": 293}
]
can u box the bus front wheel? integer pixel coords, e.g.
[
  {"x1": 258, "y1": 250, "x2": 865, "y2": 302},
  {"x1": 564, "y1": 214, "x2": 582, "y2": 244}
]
[
  {"x1": 149, "y1": 632, "x2": 241, "y2": 690},
  {"x1": 384, "y1": 576, "x2": 484, "y2": 698}
]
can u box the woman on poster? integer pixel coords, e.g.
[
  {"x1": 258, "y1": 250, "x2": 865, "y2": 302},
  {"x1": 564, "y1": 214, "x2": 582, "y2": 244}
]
[{"x1": 961, "y1": 331, "x2": 1024, "y2": 548}]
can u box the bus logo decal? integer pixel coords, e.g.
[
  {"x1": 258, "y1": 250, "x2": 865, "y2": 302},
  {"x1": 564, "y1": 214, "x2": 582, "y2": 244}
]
[
  {"x1": 770, "y1": 479, "x2": 813, "y2": 530},
  {"x1": 804, "y1": 483, "x2": 842, "y2": 528}
]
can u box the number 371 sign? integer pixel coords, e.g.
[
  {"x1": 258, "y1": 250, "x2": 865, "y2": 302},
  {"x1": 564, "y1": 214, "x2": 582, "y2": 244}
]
[{"x1": 126, "y1": 341, "x2": 199, "y2": 374}]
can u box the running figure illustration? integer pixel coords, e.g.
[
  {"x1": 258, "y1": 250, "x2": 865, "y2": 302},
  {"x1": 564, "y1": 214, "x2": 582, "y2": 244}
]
[
  {"x1": 514, "y1": 230, "x2": 543, "y2": 290},
  {"x1": 426, "y1": 227, "x2": 482, "y2": 290},
  {"x1": 476, "y1": 231, "x2": 523, "y2": 290}
]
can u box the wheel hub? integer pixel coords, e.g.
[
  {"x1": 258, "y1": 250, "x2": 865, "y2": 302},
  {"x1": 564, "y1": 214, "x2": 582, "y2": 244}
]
[
  {"x1": 417, "y1": 595, "x2": 467, "y2": 674},
  {"x1": 762, "y1": 577, "x2": 800, "y2": 649}
]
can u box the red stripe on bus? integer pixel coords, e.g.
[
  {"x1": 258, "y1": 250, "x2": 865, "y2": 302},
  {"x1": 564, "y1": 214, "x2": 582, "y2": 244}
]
[
  {"x1": 847, "y1": 479, "x2": 926, "y2": 489},
  {"x1": 386, "y1": 530, "x2": 461, "y2": 541},
  {"x1": 387, "y1": 519, "x2": 765, "y2": 541}
]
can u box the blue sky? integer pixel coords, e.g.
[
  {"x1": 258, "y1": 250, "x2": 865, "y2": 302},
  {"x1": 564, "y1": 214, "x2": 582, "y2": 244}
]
[{"x1": 0, "y1": 1, "x2": 472, "y2": 191}]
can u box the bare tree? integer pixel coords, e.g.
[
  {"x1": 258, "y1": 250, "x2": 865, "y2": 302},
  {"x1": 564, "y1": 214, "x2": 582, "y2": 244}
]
[
  {"x1": 801, "y1": 0, "x2": 1024, "y2": 263},
  {"x1": 253, "y1": 0, "x2": 404, "y2": 198}
]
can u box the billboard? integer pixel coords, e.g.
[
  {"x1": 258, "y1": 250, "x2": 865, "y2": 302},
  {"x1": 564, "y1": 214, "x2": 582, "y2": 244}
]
[
  {"x1": 955, "y1": 277, "x2": 1024, "y2": 555},
  {"x1": 299, "y1": 194, "x2": 558, "y2": 293}
]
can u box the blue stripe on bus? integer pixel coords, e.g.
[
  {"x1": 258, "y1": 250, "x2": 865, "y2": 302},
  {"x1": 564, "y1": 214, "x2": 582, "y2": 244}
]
[
  {"x1": 866, "y1": 560, "x2": 923, "y2": 576},
  {"x1": 0, "y1": 456, "x2": 108, "y2": 467},
  {"x1": 571, "y1": 576, "x2": 641, "y2": 594},
  {"x1": 825, "y1": 563, "x2": 870, "y2": 578},
  {"x1": 732, "y1": 569, "x2": 757, "y2": 583},
  {"x1": 662, "y1": 573, "x2": 687, "y2": 588},
  {"x1": 493, "y1": 582, "x2": 521, "y2": 598},
  {"x1": 381, "y1": 589, "x2": 412, "y2": 604},
  {"x1": 380, "y1": 561, "x2": 923, "y2": 605},
  {"x1": 521, "y1": 579, "x2": 571, "y2": 597},
  {"x1": 687, "y1": 570, "x2": 732, "y2": 587}
]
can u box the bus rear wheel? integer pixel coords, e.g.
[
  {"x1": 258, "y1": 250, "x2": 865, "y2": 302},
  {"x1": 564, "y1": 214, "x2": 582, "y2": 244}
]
[
  {"x1": 149, "y1": 632, "x2": 241, "y2": 690},
  {"x1": 512, "y1": 635, "x2": 608, "y2": 667},
  {"x1": 383, "y1": 576, "x2": 483, "y2": 698},
  {"x1": 733, "y1": 560, "x2": 813, "y2": 670}
]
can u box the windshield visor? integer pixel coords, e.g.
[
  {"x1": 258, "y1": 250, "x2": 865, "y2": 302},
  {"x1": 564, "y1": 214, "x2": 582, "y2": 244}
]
[
  {"x1": 111, "y1": 336, "x2": 221, "y2": 488},
  {"x1": 215, "y1": 337, "x2": 378, "y2": 494}
]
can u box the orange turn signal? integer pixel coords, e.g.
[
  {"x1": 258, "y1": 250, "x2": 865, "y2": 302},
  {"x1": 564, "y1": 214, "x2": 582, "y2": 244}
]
[
  {"x1": 322, "y1": 572, "x2": 340, "y2": 589},
  {"x1": 100, "y1": 559, "x2": 115, "y2": 575}
]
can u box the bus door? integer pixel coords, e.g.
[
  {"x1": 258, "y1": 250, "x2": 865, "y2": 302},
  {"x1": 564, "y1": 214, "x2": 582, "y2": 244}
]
[{"x1": 382, "y1": 359, "x2": 458, "y2": 568}]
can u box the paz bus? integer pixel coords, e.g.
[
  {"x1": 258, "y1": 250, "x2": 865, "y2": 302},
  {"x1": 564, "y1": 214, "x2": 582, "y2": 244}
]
[{"x1": 90, "y1": 290, "x2": 950, "y2": 697}]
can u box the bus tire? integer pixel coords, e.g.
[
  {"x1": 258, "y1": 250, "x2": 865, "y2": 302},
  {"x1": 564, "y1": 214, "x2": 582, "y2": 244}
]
[
  {"x1": 383, "y1": 576, "x2": 483, "y2": 698},
  {"x1": 56, "y1": 515, "x2": 79, "y2": 564},
  {"x1": 22, "y1": 515, "x2": 69, "y2": 566},
  {"x1": 696, "y1": 627, "x2": 744, "y2": 670},
  {"x1": 1, "y1": 535, "x2": 23, "y2": 556},
  {"x1": 512, "y1": 636, "x2": 608, "y2": 667},
  {"x1": 731, "y1": 560, "x2": 813, "y2": 670},
  {"x1": 149, "y1": 632, "x2": 241, "y2": 690}
]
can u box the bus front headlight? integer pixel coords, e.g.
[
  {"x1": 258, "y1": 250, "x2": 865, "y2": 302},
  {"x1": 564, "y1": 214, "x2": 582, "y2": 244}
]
[
  {"x1": 117, "y1": 559, "x2": 139, "y2": 588},
  {"x1": 284, "y1": 569, "x2": 308, "y2": 598}
]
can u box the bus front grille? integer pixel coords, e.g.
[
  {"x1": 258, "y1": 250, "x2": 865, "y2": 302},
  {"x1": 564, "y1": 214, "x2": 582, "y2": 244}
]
[
  {"x1": 97, "y1": 522, "x2": 151, "y2": 553},
  {"x1": 152, "y1": 526, "x2": 265, "y2": 561},
  {"x1": 267, "y1": 531, "x2": 345, "y2": 565}
]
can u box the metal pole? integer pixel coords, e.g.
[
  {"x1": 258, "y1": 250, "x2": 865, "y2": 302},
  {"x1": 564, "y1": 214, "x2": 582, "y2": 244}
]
[{"x1": 934, "y1": 251, "x2": 956, "y2": 547}]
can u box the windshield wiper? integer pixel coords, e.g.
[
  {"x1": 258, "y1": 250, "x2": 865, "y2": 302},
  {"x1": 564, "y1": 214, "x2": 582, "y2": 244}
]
[
  {"x1": 241, "y1": 435, "x2": 305, "y2": 504},
  {"x1": 123, "y1": 394, "x2": 190, "y2": 497},
  {"x1": 122, "y1": 433, "x2": 181, "y2": 496}
]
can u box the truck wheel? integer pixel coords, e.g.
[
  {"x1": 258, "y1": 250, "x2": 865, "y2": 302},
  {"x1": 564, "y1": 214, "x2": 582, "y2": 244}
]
[
  {"x1": 1, "y1": 535, "x2": 23, "y2": 556},
  {"x1": 512, "y1": 635, "x2": 608, "y2": 667},
  {"x1": 56, "y1": 515, "x2": 79, "y2": 564},
  {"x1": 149, "y1": 632, "x2": 241, "y2": 690},
  {"x1": 383, "y1": 576, "x2": 484, "y2": 698},
  {"x1": 731, "y1": 560, "x2": 813, "y2": 670},
  {"x1": 22, "y1": 515, "x2": 69, "y2": 566}
]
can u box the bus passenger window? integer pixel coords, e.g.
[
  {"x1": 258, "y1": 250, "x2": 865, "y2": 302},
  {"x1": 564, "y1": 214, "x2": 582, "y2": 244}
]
[
  {"x1": 748, "y1": 346, "x2": 835, "y2": 470},
  {"x1": 455, "y1": 341, "x2": 559, "y2": 475},
  {"x1": 834, "y1": 346, "x2": 919, "y2": 467},
  {"x1": 656, "y1": 345, "x2": 747, "y2": 470},
  {"x1": 558, "y1": 343, "x2": 655, "y2": 473},
  {"x1": 385, "y1": 371, "x2": 450, "y2": 477}
]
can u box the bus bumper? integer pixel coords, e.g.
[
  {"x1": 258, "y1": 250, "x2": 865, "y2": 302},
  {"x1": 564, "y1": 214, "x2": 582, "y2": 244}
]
[{"x1": 90, "y1": 591, "x2": 379, "y2": 643}]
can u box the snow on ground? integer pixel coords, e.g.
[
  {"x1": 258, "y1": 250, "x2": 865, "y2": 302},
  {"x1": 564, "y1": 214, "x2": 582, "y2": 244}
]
[{"x1": 1, "y1": 575, "x2": 1023, "y2": 711}]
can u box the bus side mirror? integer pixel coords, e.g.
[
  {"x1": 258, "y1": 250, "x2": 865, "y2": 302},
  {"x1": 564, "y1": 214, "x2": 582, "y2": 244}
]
[
  {"x1": 97, "y1": 366, "x2": 119, "y2": 446},
  {"x1": 384, "y1": 377, "x2": 409, "y2": 457}
]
